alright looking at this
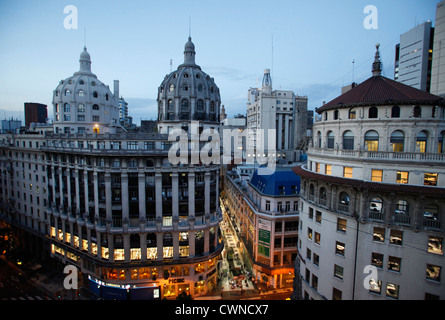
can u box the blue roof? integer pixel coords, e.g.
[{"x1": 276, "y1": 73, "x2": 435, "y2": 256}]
[{"x1": 249, "y1": 168, "x2": 301, "y2": 196}]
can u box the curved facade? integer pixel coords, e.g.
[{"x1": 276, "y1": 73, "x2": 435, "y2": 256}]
[
  {"x1": 52, "y1": 47, "x2": 120, "y2": 135},
  {"x1": 0, "y1": 40, "x2": 223, "y2": 300},
  {"x1": 294, "y1": 45, "x2": 445, "y2": 300},
  {"x1": 157, "y1": 37, "x2": 221, "y2": 134}
]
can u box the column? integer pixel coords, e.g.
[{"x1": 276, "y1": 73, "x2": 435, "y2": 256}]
[
  {"x1": 140, "y1": 233, "x2": 147, "y2": 260},
  {"x1": 108, "y1": 234, "x2": 114, "y2": 262},
  {"x1": 155, "y1": 171, "x2": 162, "y2": 219},
  {"x1": 121, "y1": 172, "x2": 129, "y2": 222},
  {"x1": 204, "y1": 171, "x2": 210, "y2": 216},
  {"x1": 189, "y1": 231, "x2": 195, "y2": 257},
  {"x1": 277, "y1": 114, "x2": 283, "y2": 150},
  {"x1": 156, "y1": 233, "x2": 163, "y2": 261},
  {"x1": 66, "y1": 168, "x2": 72, "y2": 211},
  {"x1": 83, "y1": 171, "x2": 89, "y2": 217},
  {"x1": 284, "y1": 114, "x2": 289, "y2": 150},
  {"x1": 204, "y1": 229, "x2": 210, "y2": 255},
  {"x1": 74, "y1": 169, "x2": 80, "y2": 216},
  {"x1": 59, "y1": 167, "x2": 64, "y2": 208},
  {"x1": 172, "y1": 171, "x2": 179, "y2": 221},
  {"x1": 188, "y1": 172, "x2": 195, "y2": 218},
  {"x1": 138, "y1": 172, "x2": 146, "y2": 220},
  {"x1": 124, "y1": 234, "x2": 130, "y2": 262},
  {"x1": 105, "y1": 172, "x2": 112, "y2": 220},
  {"x1": 173, "y1": 232, "x2": 179, "y2": 259},
  {"x1": 93, "y1": 171, "x2": 99, "y2": 220}
]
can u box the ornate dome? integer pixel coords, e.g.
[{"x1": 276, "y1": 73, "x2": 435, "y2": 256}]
[
  {"x1": 157, "y1": 37, "x2": 221, "y2": 128},
  {"x1": 52, "y1": 47, "x2": 120, "y2": 134}
]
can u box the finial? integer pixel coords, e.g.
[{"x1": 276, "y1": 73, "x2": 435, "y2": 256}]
[{"x1": 372, "y1": 43, "x2": 382, "y2": 76}]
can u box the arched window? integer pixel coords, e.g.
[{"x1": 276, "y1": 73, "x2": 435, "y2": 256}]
[
  {"x1": 168, "y1": 99, "x2": 174, "y2": 110},
  {"x1": 370, "y1": 197, "x2": 383, "y2": 213},
  {"x1": 64, "y1": 103, "x2": 70, "y2": 113},
  {"x1": 395, "y1": 200, "x2": 409, "y2": 215},
  {"x1": 181, "y1": 99, "x2": 189, "y2": 111},
  {"x1": 390, "y1": 130, "x2": 405, "y2": 152},
  {"x1": 130, "y1": 234, "x2": 140, "y2": 248},
  {"x1": 364, "y1": 130, "x2": 379, "y2": 151},
  {"x1": 369, "y1": 107, "x2": 378, "y2": 118},
  {"x1": 424, "y1": 204, "x2": 439, "y2": 221},
  {"x1": 391, "y1": 106, "x2": 400, "y2": 118},
  {"x1": 64, "y1": 89, "x2": 70, "y2": 96},
  {"x1": 413, "y1": 106, "x2": 421, "y2": 118},
  {"x1": 163, "y1": 233, "x2": 173, "y2": 247},
  {"x1": 309, "y1": 184, "x2": 315, "y2": 199},
  {"x1": 169, "y1": 84, "x2": 174, "y2": 92},
  {"x1": 196, "y1": 100, "x2": 204, "y2": 111},
  {"x1": 348, "y1": 108, "x2": 356, "y2": 119},
  {"x1": 93, "y1": 91, "x2": 98, "y2": 98},
  {"x1": 343, "y1": 130, "x2": 354, "y2": 150},
  {"x1": 338, "y1": 192, "x2": 350, "y2": 212},
  {"x1": 327, "y1": 131, "x2": 335, "y2": 148},
  {"x1": 146, "y1": 233, "x2": 156, "y2": 247},
  {"x1": 438, "y1": 131, "x2": 445, "y2": 153},
  {"x1": 78, "y1": 90, "x2": 85, "y2": 97},
  {"x1": 416, "y1": 130, "x2": 428, "y2": 153}
]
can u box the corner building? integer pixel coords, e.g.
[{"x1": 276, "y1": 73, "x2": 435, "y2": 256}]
[
  {"x1": 293, "y1": 45, "x2": 445, "y2": 300},
  {"x1": 0, "y1": 39, "x2": 223, "y2": 300}
]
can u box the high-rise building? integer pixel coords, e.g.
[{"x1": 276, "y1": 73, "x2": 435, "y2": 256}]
[
  {"x1": 24, "y1": 102, "x2": 47, "y2": 128},
  {"x1": 394, "y1": 21, "x2": 434, "y2": 92},
  {"x1": 0, "y1": 39, "x2": 223, "y2": 300},
  {"x1": 431, "y1": 0, "x2": 445, "y2": 97},
  {"x1": 246, "y1": 69, "x2": 308, "y2": 162},
  {"x1": 293, "y1": 44, "x2": 445, "y2": 300}
]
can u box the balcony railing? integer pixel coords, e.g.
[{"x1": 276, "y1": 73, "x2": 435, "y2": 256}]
[{"x1": 308, "y1": 147, "x2": 445, "y2": 164}]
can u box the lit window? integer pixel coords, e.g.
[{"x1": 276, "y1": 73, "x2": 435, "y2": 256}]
[
  {"x1": 390, "y1": 130, "x2": 404, "y2": 152},
  {"x1": 424, "y1": 173, "x2": 438, "y2": 186},
  {"x1": 386, "y1": 283, "x2": 399, "y2": 299},
  {"x1": 388, "y1": 256, "x2": 401, "y2": 272},
  {"x1": 364, "y1": 130, "x2": 379, "y2": 151},
  {"x1": 428, "y1": 236, "x2": 443, "y2": 255},
  {"x1": 325, "y1": 165, "x2": 332, "y2": 175},
  {"x1": 343, "y1": 167, "x2": 353, "y2": 178},
  {"x1": 426, "y1": 264, "x2": 441, "y2": 282},
  {"x1": 371, "y1": 169, "x2": 383, "y2": 182},
  {"x1": 337, "y1": 218, "x2": 347, "y2": 233},
  {"x1": 396, "y1": 171, "x2": 409, "y2": 184}
]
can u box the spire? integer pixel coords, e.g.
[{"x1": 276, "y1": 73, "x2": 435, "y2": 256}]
[
  {"x1": 372, "y1": 43, "x2": 382, "y2": 77},
  {"x1": 79, "y1": 46, "x2": 92, "y2": 74},
  {"x1": 183, "y1": 36, "x2": 196, "y2": 66}
]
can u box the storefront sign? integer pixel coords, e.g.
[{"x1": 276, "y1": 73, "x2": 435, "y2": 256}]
[
  {"x1": 258, "y1": 218, "x2": 271, "y2": 258},
  {"x1": 168, "y1": 278, "x2": 185, "y2": 284}
]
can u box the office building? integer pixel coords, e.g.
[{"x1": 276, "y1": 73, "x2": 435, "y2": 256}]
[
  {"x1": 431, "y1": 1, "x2": 445, "y2": 97},
  {"x1": 246, "y1": 69, "x2": 308, "y2": 161},
  {"x1": 394, "y1": 21, "x2": 434, "y2": 92},
  {"x1": 24, "y1": 102, "x2": 47, "y2": 128}
]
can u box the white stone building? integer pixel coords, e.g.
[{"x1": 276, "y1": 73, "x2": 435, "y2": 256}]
[{"x1": 293, "y1": 45, "x2": 445, "y2": 300}]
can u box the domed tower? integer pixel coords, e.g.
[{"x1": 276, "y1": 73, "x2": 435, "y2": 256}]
[
  {"x1": 157, "y1": 37, "x2": 221, "y2": 134},
  {"x1": 52, "y1": 47, "x2": 120, "y2": 134}
]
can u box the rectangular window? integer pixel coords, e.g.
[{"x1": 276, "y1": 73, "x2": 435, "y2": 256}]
[
  {"x1": 315, "y1": 163, "x2": 320, "y2": 173},
  {"x1": 334, "y1": 265, "x2": 344, "y2": 280},
  {"x1": 92, "y1": 115, "x2": 100, "y2": 122},
  {"x1": 265, "y1": 200, "x2": 271, "y2": 211},
  {"x1": 388, "y1": 256, "x2": 401, "y2": 272},
  {"x1": 333, "y1": 288, "x2": 342, "y2": 300},
  {"x1": 373, "y1": 227, "x2": 385, "y2": 242},
  {"x1": 428, "y1": 236, "x2": 443, "y2": 255},
  {"x1": 371, "y1": 252, "x2": 384, "y2": 268},
  {"x1": 144, "y1": 141, "x2": 155, "y2": 149},
  {"x1": 77, "y1": 115, "x2": 85, "y2": 121},
  {"x1": 424, "y1": 173, "x2": 438, "y2": 186},
  {"x1": 336, "y1": 241, "x2": 345, "y2": 256},
  {"x1": 313, "y1": 253, "x2": 319, "y2": 267},
  {"x1": 325, "y1": 164, "x2": 332, "y2": 175},
  {"x1": 369, "y1": 279, "x2": 382, "y2": 294},
  {"x1": 426, "y1": 264, "x2": 441, "y2": 282},
  {"x1": 386, "y1": 283, "x2": 399, "y2": 299},
  {"x1": 315, "y1": 210, "x2": 322, "y2": 224},
  {"x1": 396, "y1": 171, "x2": 409, "y2": 184},
  {"x1": 371, "y1": 169, "x2": 383, "y2": 182},
  {"x1": 311, "y1": 274, "x2": 318, "y2": 290},
  {"x1": 337, "y1": 218, "x2": 347, "y2": 233},
  {"x1": 127, "y1": 141, "x2": 139, "y2": 150},
  {"x1": 343, "y1": 167, "x2": 353, "y2": 178},
  {"x1": 389, "y1": 229, "x2": 403, "y2": 245},
  {"x1": 307, "y1": 227, "x2": 313, "y2": 240},
  {"x1": 314, "y1": 232, "x2": 321, "y2": 245}
]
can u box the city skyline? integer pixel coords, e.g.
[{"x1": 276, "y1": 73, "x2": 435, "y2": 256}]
[{"x1": 0, "y1": 0, "x2": 439, "y2": 125}]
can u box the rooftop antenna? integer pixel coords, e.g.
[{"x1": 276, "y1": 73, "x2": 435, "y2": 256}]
[
  {"x1": 352, "y1": 59, "x2": 355, "y2": 84},
  {"x1": 84, "y1": 27, "x2": 87, "y2": 48},
  {"x1": 189, "y1": 16, "x2": 191, "y2": 37}
]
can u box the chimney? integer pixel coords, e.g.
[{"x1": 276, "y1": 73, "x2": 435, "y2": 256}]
[{"x1": 114, "y1": 80, "x2": 119, "y2": 99}]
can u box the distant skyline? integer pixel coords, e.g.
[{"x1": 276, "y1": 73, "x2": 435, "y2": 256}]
[{"x1": 0, "y1": 0, "x2": 440, "y2": 125}]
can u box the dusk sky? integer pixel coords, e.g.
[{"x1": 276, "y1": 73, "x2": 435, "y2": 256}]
[{"x1": 0, "y1": 0, "x2": 439, "y2": 124}]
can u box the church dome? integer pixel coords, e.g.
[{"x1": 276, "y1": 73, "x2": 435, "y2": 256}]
[
  {"x1": 157, "y1": 37, "x2": 221, "y2": 127},
  {"x1": 52, "y1": 47, "x2": 120, "y2": 134}
]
